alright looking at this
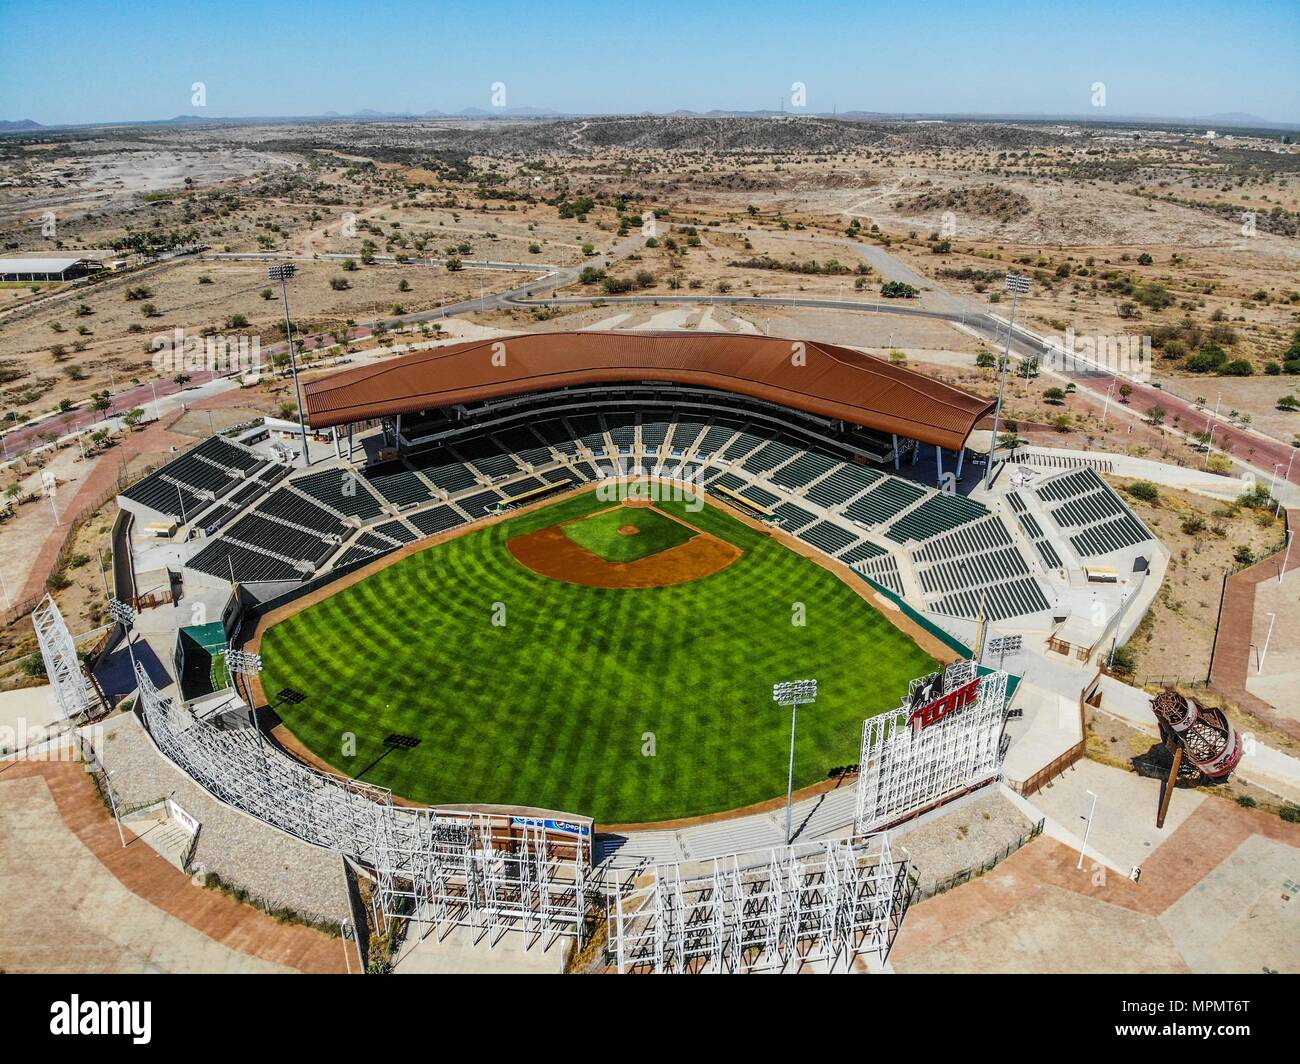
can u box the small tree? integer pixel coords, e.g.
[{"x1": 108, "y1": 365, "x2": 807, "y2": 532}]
[{"x1": 1118, "y1": 383, "x2": 1133, "y2": 404}]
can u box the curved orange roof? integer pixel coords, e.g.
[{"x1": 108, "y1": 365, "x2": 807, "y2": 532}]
[{"x1": 303, "y1": 331, "x2": 993, "y2": 451}]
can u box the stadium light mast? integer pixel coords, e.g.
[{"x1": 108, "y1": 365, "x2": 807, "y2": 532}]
[
  {"x1": 107, "y1": 597, "x2": 138, "y2": 679},
  {"x1": 773, "y1": 679, "x2": 817, "y2": 844},
  {"x1": 268, "y1": 263, "x2": 311, "y2": 468},
  {"x1": 226, "y1": 646, "x2": 266, "y2": 757},
  {"x1": 985, "y1": 273, "x2": 1030, "y2": 489}
]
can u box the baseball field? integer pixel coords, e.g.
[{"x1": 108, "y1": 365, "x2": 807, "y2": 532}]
[{"x1": 257, "y1": 489, "x2": 940, "y2": 824}]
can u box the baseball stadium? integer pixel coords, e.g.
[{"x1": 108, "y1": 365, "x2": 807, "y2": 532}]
[{"x1": 74, "y1": 327, "x2": 1170, "y2": 971}]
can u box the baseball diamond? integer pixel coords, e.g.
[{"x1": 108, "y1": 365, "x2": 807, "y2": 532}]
[{"x1": 256, "y1": 488, "x2": 941, "y2": 823}]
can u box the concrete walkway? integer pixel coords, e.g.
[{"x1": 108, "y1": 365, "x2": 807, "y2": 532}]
[{"x1": 0, "y1": 758, "x2": 350, "y2": 973}]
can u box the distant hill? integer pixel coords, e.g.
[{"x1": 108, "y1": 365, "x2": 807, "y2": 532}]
[{"x1": 0, "y1": 119, "x2": 43, "y2": 132}]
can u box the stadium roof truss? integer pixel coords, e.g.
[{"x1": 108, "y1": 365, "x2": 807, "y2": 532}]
[
  {"x1": 856, "y1": 663, "x2": 1009, "y2": 833},
  {"x1": 610, "y1": 834, "x2": 910, "y2": 974},
  {"x1": 32, "y1": 594, "x2": 96, "y2": 721}
]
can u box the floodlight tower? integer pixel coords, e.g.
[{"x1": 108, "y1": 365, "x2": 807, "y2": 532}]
[
  {"x1": 985, "y1": 273, "x2": 1031, "y2": 489},
  {"x1": 268, "y1": 263, "x2": 311, "y2": 468},
  {"x1": 107, "y1": 597, "x2": 138, "y2": 679},
  {"x1": 225, "y1": 645, "x2": 265, "y2": 752},
  {"x1": 773, "y1": 679, "x2": 817, "y2": 844}
]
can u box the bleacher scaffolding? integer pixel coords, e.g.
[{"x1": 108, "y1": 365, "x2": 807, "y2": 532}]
[{"x1": 609, "y1": 834, "x2": 909, "y2": 973}]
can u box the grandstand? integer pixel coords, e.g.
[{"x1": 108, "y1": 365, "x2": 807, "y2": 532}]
[
  {"x1": 119, "y1": 336, "x2": 1069, "y2": 639},
  {"x1": 120, "y1": 434, "x2": 276, "y2": 525},
  {"x1": 1035, "y1": 467, "x2": 1153, "y2": 559},
  {"x1": 148, "y1": 364, "x2": 1054, "y2": 637}
]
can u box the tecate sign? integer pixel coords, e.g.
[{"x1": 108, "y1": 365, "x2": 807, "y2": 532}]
[{"x1": 908, "y1": 678, "x2": 980, "y2": 733}]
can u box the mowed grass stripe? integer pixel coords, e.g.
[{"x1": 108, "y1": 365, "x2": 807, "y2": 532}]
[{"x1": 260, "y1": 492, "x2": 938, "y2": 822}]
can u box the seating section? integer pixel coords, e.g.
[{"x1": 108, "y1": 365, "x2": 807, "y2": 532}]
[
  {"x1": 178, "y1": 408, "x2": 1062, "y2": 628},
  {"x1": 1035, "y1": 468, "x2": 1152, "y2": 559},
  {"x1": 740, "y1": 439, "x2": 798, "y2": 474},
  {"x1": 692, "y1": 423, "x2": 740, "y2": 458},
  {"x1": 844, "y1": 477, "x2": 925, "y2": 527},
  {"x1": 225, "y1": 513, "x2": 334, "y2": 566},
  {"x1": 188, "y1": 539, "x2": 304, "y2": 583},
  {"x1": 455, "y1": 436, "x2": 519, "y2": 480},
  {"x1": 374, "y1": 518, "x2": 419, "y2": 544},
  {"x1": 884, "y1": 492, "x2": 987, "y2": 543},
  {"x1": 606, "y1": 413, "x2": 637, "y2": 454},
  {"x1": 492, "y1": 426, "x2": 553, "y2": 469},
  {"x1": 363, "y1": 460, "x2": 434, "y2": 509},
  {"x1": 412, "y1": 452, "x2": 479, "y2": 495},
  {"x1": 534, "y1": 419, "x2": 579, "y2": 456},
  {"x1": 911, "y1": 515, "x2": 1050, "y2": 622},
  {"x1": 840, "y1": 540, "x2": 888, "y2": 566},
  {"x1": 798, "y1": 521, "x2": 859, "y2": 556},
  {"x1": 770, "y1": 450, "x2": 836, "y2": 489},
  {"x1": 773, "y1": 501, "x2": 817, "y2": 531},
  {"x1": 718, "y1": 430, "x2": 766, "y2": 463},
  {"x1": 335, "y1": 531, "x2": 399, "y2": 569},
  {"x1": 640, "y1": 416, "x2": 672, "y2": 451},
  {"x1": 667, "y1": 420, "x2": 707, "y2": 454},
  {"x1": 457, "y1": 490, "x2": 504, "y2": 519},
  {"x1": 291, "y1": 468, "x2": 384, "y2": 521},
  {"x1": 805, "y1": 464, "x2": 882, "y2": 509},
  {"x1": 854, "y1": 552, "x2": 904, "y2": 596},
  {"x1": 738, "y1": 484, "x2": 780, "y2": 509},
  {"x1": 122, "y1": 435, "x2": 270, "y2": 520},
  {"x1": 258, "y1": 487, "x2": 346, "y2": 537},
  {"x1": 408, "y1": 506, "x2": 465, "y2": 537}
]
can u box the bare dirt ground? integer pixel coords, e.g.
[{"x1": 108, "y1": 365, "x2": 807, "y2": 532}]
[
  {"x1": 0, "y1": 258, "x2": 532, "y2": 420},
  {"x1": 1113, "y1": 478, "x2": 1286, "y2": 684}
]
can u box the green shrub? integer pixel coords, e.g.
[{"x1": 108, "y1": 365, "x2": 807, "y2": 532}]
[
  {"x1": 1186, "y1": 345, "x2": 1228, "y2": 373},
  {"x1": 1126, "y1": 481, "x2": 1159, "y2": 502}
]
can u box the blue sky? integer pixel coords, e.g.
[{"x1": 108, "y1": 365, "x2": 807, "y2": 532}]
[{"x1": 1, "y1": 0, "x2": 1296, "y2": 126}]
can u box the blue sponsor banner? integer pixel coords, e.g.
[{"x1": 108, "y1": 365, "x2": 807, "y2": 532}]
[{"x1": 511, "y1": 816, "x2": 591, "y2": 838}]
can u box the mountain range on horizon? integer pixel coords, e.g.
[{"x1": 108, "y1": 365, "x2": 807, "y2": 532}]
[{"x1": 2, "y1": 107, "x2": 1296, "y2": 134}]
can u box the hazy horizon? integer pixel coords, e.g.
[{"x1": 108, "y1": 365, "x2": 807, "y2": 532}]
[{"x1": 1, "y1": 0, "x2": 1297, "y2": 127}]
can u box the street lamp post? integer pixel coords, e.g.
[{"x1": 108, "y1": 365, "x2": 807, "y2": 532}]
[
  {"x1": 1258, "y1": 612, "x2": 1277, "y2": 673},
  {"x1": 985, "y1": 273, "x2": 1030, "y2": 489},
  {"x1": 773, "y1": 679, "x2": 817, "y2": 844},
  {"x1": 1077, "y1": 789, "x2": 1099, "y2": 870},
  {"x1": 269, "y1": 264, "x2": 311, "y2": 468}
]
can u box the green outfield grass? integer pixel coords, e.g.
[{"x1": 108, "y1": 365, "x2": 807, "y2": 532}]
[
  {"x1": 259, "y1": 490, "x2": 939, "y2": 823},
  {"x1": 561, "y1": 504, "x2": 697, "y2": 562}
]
